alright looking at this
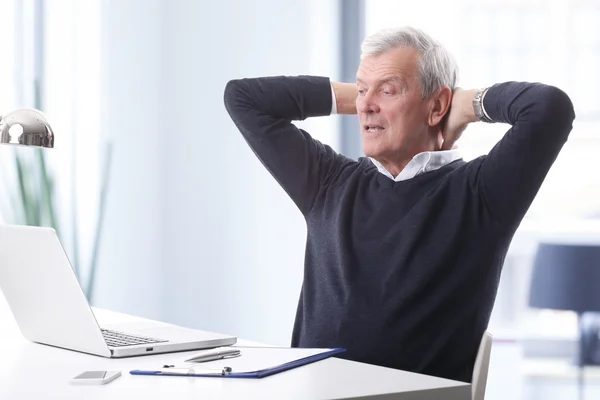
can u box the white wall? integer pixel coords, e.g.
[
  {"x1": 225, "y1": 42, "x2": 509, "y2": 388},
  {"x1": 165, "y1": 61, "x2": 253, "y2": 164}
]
[
  {"x1": 93, "y1": 0, "x2": 164, "y2": 320},
  {"x1": 94, "y1": 0, "x2": 340, "y2": 346}
]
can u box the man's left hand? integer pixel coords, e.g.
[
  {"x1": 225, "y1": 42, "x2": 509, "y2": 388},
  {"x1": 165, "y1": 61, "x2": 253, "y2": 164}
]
[{"x1": 441, "y1": 88, "x2": 479, "y2": 150}]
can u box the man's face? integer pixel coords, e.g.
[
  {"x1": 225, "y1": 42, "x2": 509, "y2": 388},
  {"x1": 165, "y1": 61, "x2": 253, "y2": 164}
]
[{"x1": 356, "y1": 46, "x2": 431, "y2": 162}]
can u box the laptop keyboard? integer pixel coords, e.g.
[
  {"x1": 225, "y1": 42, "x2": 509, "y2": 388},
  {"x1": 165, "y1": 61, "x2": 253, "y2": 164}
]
[{"x1": 101, "y1": 328, "x2": 168, "y2": 347}]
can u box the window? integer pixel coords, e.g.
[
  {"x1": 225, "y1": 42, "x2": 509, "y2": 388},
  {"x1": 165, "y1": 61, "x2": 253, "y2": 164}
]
[
  {"x1": 0, "y1": 0, "x2": 38, "y2": 222},
  {"x1": 0, "y1": 0, "x2": 103, "y2": 290}
]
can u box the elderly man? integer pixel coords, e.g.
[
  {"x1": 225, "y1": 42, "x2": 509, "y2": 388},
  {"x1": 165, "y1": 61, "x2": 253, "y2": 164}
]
[{"x1": 223, "y1": 26, "x2": 575, "y2": 382}]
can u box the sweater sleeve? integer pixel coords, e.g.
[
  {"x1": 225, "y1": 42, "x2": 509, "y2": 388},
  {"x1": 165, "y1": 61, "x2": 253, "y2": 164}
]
[
  {"x1": 475, "y1": 82, "x2": 575, "y2": 227},
  {"x1": 223, "y1": 76, "x2": 348, "y2": 215}
]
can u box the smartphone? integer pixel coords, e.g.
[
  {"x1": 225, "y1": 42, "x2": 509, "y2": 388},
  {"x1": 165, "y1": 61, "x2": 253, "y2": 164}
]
[{"x1": 70, "y1": 371, "x2": 121, "y2": 385}]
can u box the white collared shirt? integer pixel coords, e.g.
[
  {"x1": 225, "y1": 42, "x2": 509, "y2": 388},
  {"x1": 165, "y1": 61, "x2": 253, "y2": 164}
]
[
  {"x1": 369, "y1": 150, "x2": 462, "y2": 181},
  {"x1": 330, "y1": 85, "x2": 463, "y2": 181}
]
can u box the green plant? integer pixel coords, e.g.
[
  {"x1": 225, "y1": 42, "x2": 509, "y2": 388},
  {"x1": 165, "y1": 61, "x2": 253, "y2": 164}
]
[{"x1": 0, "y1": 143, "x2": 112, "y2": 301}]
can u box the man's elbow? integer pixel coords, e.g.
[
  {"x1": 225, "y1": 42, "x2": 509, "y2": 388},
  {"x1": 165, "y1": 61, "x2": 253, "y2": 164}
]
[
  {"x1": 223, "y1": 79, "x2": 244, "y2": 112},
  {"x1": 540, "y1": 85, "x2": 576, "y2": 133}
]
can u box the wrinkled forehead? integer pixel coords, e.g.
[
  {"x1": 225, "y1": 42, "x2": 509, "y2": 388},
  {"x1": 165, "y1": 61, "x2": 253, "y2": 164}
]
[{"x1": 356, "y1": 47, "x2": 420, "y2": 84}]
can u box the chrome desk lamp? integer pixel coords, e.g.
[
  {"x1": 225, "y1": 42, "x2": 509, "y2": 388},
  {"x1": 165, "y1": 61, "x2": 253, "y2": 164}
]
[{"x1": 0, "y1": 108, "x2": 54, "y2": 148}]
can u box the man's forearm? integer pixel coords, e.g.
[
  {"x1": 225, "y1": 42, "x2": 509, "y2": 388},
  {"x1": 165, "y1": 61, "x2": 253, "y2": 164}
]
[
  {"x1": 473, "y1": 82, "x2": 574, "y2": 224},
  {"x1": 331, "y1": 82, "x2": 357, "y2": 114},
  {"x1": 224, "y1": 75, "x2": 346, "y2": 215}
]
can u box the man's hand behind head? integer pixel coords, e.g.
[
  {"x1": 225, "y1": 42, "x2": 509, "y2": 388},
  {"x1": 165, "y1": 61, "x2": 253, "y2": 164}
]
[{"x1": 440, "y1": 88, "x2": 479, "y2": 150}]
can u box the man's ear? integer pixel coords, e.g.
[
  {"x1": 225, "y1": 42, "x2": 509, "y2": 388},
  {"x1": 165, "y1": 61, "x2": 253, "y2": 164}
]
[{"x1": 428, "y1": 87, "x2": 452, "y2": 127}]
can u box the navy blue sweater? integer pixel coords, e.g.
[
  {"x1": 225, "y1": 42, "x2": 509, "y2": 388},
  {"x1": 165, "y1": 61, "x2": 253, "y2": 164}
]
[{"x1": 224, "y1": 76, "x2": 575, "y2": 382}]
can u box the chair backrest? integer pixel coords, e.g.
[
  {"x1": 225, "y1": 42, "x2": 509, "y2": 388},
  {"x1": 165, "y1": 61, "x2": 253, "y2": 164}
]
[{"x1": 472, "y1": 331, "x2": 493, "y2": 400}]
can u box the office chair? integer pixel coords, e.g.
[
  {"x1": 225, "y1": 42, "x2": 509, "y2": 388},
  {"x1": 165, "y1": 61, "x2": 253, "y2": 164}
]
[{"x1": 472, "y1": 331, "x2": 493, "y2": 400}]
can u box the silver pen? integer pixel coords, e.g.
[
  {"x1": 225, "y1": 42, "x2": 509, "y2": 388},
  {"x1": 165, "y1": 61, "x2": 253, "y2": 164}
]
[{"x1": 184, "y1": 348, "x2": 241, "y2": 363}]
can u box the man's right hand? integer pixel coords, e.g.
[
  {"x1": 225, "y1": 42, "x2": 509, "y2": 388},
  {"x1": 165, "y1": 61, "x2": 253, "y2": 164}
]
[{"x1": 331, "y1": 82, "x2": 358, "y2": 115}]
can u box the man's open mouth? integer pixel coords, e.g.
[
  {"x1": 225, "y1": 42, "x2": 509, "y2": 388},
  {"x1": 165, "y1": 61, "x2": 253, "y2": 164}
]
[{"x1": 364, "y1": 125, "x2": 384, "y2": 133}]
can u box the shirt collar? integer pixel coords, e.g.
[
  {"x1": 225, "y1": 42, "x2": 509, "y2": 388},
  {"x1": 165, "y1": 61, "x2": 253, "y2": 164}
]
[{"x1": 370, "y1": 149, "x2": 462, "y2": 182}]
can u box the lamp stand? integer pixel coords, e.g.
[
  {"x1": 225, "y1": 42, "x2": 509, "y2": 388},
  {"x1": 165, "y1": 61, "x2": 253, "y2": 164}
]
[
  {"x1": 577, "y1": 312, "x2": 585, "y2": 400},
  {"x1": 572, "y1": 312, "x2": 600, "y2": 400}
]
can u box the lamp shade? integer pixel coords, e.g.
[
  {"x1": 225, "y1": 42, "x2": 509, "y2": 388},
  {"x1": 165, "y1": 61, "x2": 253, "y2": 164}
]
[
  {"x1": 529, "y1": 242, "x2": 600, "y2": 313},
  {"x1": 0, "y1": 108, "x2": 54, "y2": 148}
]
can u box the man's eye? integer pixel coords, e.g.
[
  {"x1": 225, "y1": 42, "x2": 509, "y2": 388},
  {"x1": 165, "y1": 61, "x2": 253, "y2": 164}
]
[{"x1": 357, "y1": 89, "x2": 366, "y2": 95}]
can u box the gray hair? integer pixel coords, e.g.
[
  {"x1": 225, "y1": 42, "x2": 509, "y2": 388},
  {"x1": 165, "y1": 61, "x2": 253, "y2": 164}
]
[{"x1": 360, "y1": 26, "x2": 458, "y2": 99}]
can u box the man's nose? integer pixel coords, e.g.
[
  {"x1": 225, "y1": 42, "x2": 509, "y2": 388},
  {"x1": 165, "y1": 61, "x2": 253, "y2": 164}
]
[{"x1": 357, "y1": 93, "x2": 380, "y2": 114}]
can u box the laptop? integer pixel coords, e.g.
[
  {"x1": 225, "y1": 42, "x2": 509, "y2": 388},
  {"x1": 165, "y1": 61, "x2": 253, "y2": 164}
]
[{"x1": 0, "y1": 224, "x2": 236, "y2": 357}]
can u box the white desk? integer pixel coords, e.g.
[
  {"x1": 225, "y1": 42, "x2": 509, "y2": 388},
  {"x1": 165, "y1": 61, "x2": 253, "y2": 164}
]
[{"x1": 0, "y1": 296, "x2": 470, "y2": 399}]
